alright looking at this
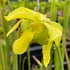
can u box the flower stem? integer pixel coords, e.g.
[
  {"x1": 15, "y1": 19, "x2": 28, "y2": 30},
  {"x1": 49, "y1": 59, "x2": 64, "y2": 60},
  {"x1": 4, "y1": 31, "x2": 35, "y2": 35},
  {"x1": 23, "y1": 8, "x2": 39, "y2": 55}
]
[
  {"x1": 50, "y1": 0, "x2": 57, "y2": 21},
  {"x1": 27, "y1": 47, "x2": 31, "y2": 70},
  {"x1": 0, "y1": 40, "x2": 8, "y2": 70},
  {"x1": 62, "y1": 0, "x2": 70, "y2": 61},
  {"x1": 0, "y1": 9, "x2": 11, "y2": 70},
  {"x1": 24, "y1": 0, "x2": 29, "y2": 8},
  {"x1": 24, "y1": 0, "x2": 30, "y2": 70},
  {"x1": 9, "y1": 20, "x2": 18, "y2": 70},
  {"x1": 64, "y1": 41, "x2": 70, "y2": 70},
  {"x1": 42, "y1": 61, "x2": 45, "y2": 70},
  {"x1": 54, "y1": 46, "x2": 60, "y2": 70},
  {"x1": 13, "y1": 53, "x2": 18, "y2": 70},
  {"x1": 19, "y1": 55, "x2": 21, "y2": 70},
  {"x1": 50, "y1": 0, "x2": 60, "y2": 70},
  {"x1": 22, "y1": 57, "x2": 26, "y2": 70},
  {"x1": 8, "y1": 1, "x2": 18, "y2": 69},
  {"x1": 56, "y1": 47, "x2": 64, "y2": 70}
]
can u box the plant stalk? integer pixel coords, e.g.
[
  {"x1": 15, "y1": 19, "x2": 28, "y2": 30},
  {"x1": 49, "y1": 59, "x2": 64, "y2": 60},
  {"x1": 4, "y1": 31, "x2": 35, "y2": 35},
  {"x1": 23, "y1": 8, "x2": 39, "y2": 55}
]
[
  {"x1": 24, "y1": 0, "x2": 29, "y2": 8},
  {"x1": 62, "y1": 0, "x2": 70, "y2": 61},
  {"x1": 56, "y1": 47, "x2": 64, "y2": 70},
  {"x1": 8, "y1": 2, "x2": 18, "y2": 70},
  {"x1": 27, "y1": 47, "x2": 31, "y2": 70},
  {"x1": 50, "y1": 0, "x2": 57, "y2": 21},
  {"x1": 24, "y1": 0, "x2": 31, "y2": 70},
  {"x1": 0, "y1": 40, "x2": 8, "y2": 70},
  {"x1": 13, "y1": 53, "x2": 18, "y2": 70},
  {"x1": 0, "y1": 9, "x2": 11, "y2": 70},
  {"x1": 19, "y1": 55, "x2": 21, "y2": 70},
  {"x1": 22, "y1": 57, "x2": 26, "y2": 70},
  {"x1": 42, "y1": 61, "x2": 45, "y2": 70},
  {"x1": 54, "y1": 46, "x2": 60, "y2": 70},
  {"x1": 64, "y1": 41, "x2": 70, "y2": 70},
  {"x1": 9, "y1": 20, "x2": 18, "y2": 70},
  {"x1": 50, "y1": 0, "x2": 60, "y2": 70}
]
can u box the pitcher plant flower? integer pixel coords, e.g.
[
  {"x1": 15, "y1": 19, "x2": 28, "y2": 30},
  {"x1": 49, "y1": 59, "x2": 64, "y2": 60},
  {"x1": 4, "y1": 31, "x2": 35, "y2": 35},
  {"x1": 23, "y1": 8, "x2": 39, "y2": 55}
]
[{"x1": 4, "y1": 7, "x2": 62, "y2": 67}]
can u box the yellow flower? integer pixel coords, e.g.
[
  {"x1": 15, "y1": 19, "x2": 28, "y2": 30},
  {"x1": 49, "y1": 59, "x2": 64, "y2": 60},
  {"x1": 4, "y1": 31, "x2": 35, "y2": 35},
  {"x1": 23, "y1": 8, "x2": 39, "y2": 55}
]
[{"x1": 4, "y1": 7, "x2": 62, "y2": 67}]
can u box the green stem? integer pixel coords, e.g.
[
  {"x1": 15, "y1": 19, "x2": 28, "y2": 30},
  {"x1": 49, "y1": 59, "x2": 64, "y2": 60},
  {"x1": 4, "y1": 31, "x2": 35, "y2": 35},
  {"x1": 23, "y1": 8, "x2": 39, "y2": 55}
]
[
  {"x1": 18, "y1": 0, "x2": 22, "y2": 6},
  {"x1": 0, "y1": 40, "x2": 8, "y2": 70},
  {"x1": 19, "y1": 55, "x2": 21, "y2": 70},
  {"x1": 24, "y1": 0, "x2": 30, "y2": 70},
  {"x1": 64, "y1": 41, "x2": 70, "y2": 70},
  {"x1": 35, "y1": 66, "x2": 38, "y2": 70},
  {"x1": 50, "y1": 0, "x2": 57, "y2": 21},
  {"x1": 0, "y1": 41, "x2": 3, "y2": 70},
  {"x1": 42, "y1": 61, "x2": 45, "y2": 70},
  {"x1": 9, "y1": 20, "x2": 18, "y2": 70},
  {"x1": 50, "y1": 0, "x2": 60, "y2": 70},
  {"x1": 9, "y1": 1, "x2": 18, "y2": 70},
  {"x1": 2, "y1": 10, "x2": 11, "y2": 70},
  {"x1": 0, "y1": 9, "x2": 11, "y2": 70},
  {"x1": 13, "y1": 53, "x2": 18, "y2": 70},
  {"x1": 54, "y1": 46, "x2": 60, "y2": 70},
  {"x1": 0, "y1": 54, "x2": 3, "y2": 70},
  {"x1": 24, "y1": 0, "x2": 29, "y2": 8},
  {"x1": 27, "y1": 47, "x2": 31, "y2": 70},
  {"x1": 62, "y1": 0, "x2": 70, "y2": 61},
  {"x1": 22, "y1": 57, "x2": 26, "y2": 70},
  {"x1": 57, "y1": 47, "x2": 64, "y2": 70},
  {"x1": 6, "y1": 0, "x2": 18, "y2": 69},
  {"x1": 0, "y1": 52, "x2": 2, "y2": 67}
]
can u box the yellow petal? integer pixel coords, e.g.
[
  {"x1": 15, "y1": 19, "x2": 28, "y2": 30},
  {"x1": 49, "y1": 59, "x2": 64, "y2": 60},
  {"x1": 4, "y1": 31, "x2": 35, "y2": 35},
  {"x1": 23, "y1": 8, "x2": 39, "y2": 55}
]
[
  {"x1": 43, "y1": 22, "x2": 62, "y2": 41},
  {"x1": 7, "y1": 19, "x2": 24, "y2": 37},
  {"x1": 21, "y1": 19, "x2": 31, "y2": 32},
  {"x1": 51, "y1": 21, "x2": 62, "y2": 32},
  {"x1": 13, "y1": 30, "x2": 34, "y2": 54},
  {"x1": 4, "y1": 7, "x2": 44, "y2": 23},
  {"x1": 33, "y1": 27, "x2": 49, "y2": 45},
  {"x1": 54, "y1": 37, "x2": 61, "y2": 46},
  {"x1": 30, "y1": 22, "x2": 42, "y2": 33},
  {"x1": 42, "y1": 41, "x2": 52, "y2": 67},
  {"x1": 51, "y1": 21, "x2": 62, "y2": 46}
]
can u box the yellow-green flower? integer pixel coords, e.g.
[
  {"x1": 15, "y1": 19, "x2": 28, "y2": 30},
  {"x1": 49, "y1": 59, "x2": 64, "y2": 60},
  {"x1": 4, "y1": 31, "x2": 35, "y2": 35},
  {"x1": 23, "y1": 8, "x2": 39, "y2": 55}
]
[{"x1": 4, "y1": 7, "x2": 62, "y2": 67}]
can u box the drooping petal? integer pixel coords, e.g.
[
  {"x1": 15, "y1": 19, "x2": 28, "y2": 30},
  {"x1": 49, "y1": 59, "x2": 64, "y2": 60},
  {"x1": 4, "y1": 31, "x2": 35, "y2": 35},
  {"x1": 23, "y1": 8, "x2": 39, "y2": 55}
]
[
  {"x1": 7, "y1": 19, "x2": 24, "y2": 37},
  {"x1": 13, "y1": 30, "x2": 34, "y2": 54},
  {"x1": 4, "y1": 7, "x2": 44, "y2": 23},
  {"x1": 51, "y1": 21, "x2": 62, "y2": 32},
  {"x1": 51, "y1": 21, "x2": 62, "y2": 46},
  {"x1": 54, "y1": 37, "x2": 61, "y2": 46},
  {"x1": 43, "y1": 22, "x2": 62, "y2": 41},
  {"x1": 42, "y1": 41, "x2": 52, "y2": 67}
]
